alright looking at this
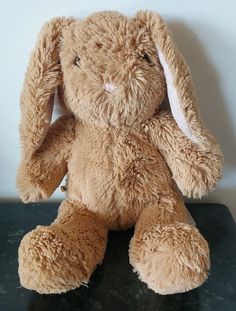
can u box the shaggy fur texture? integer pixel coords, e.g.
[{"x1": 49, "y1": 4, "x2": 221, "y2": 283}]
[{"x1": 17, "y1": 11, "x2": 223, "y2": 295}]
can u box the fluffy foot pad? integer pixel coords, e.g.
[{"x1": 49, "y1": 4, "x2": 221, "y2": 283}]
[
  {"x1": 129, "y1": 222, "x2": 210, "y2": 295},
  {"x1": 19, "y1": 221, "x2": 107, "y2": 294}
]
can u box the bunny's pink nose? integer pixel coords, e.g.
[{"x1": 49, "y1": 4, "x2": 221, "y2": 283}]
[{"x1": 104, "y1": 83, "x2": 116, "y2": 93}]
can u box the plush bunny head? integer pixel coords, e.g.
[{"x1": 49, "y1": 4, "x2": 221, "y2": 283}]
[
  {"x1": 20, "y1": 11, "x2": 207, "y2": 157},
  {"x1": 60, "y1": 11, "x2": 204, "y2": 141},
  {"x1": 60, "y1": 11, "x2": 166, "y2": 128}
]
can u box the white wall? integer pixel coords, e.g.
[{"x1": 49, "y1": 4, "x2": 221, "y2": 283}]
[{"x1": 0, "y1": 0, "x2": 235, "y2": 217}]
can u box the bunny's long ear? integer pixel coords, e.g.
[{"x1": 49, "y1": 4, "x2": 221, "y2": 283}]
[
  {"x1": 19, "y1": 17, "x2": 74, "y2": 158},
  {"x1": 136, "y1": 11, "x2": 209, "y2": 145}
]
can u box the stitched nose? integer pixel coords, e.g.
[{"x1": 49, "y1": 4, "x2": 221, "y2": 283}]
[{"x1": 104, "y1": 83, "x2": 116, "y2": 93}]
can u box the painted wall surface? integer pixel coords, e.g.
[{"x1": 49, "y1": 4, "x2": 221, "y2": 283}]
[{"x1": 0, "y1": 0, "x2": 235, "y2": 217}]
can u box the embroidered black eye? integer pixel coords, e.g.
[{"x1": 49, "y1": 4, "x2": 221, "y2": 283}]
[
  {"x1": 74, "y1": 56, "x2": 81, "y2": 67},
  {"x1": 142, "y1": 53, "x2": 153, "y2": 65}
]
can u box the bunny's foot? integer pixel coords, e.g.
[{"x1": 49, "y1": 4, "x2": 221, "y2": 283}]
[
  {"x1": 129, "y1": 222, "x2": 210, "y2": 295},
  {"x1": 18, "y1": 200, "x2": 107, "y2": 294}
]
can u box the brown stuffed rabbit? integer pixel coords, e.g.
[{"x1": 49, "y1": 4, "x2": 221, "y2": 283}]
[{"x1": 17, "y1": 11, "x2": 223, "y2": 295}]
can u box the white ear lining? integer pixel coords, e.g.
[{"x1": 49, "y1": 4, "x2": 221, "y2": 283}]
[{"x1": 157, "y1": 48, "x2": 198, "y2": 143}]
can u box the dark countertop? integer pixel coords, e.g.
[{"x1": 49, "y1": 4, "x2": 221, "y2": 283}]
[{"x1": 0, "y1": 203, "x2": 235, "y2": 311}]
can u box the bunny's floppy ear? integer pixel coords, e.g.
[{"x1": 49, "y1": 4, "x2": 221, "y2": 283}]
[
  {"x1": 19, "y1": 17, "x2": 74, "y2": 158},
  {"x1": 136, "y1": 11, "x2": 209, "y2": 144}
]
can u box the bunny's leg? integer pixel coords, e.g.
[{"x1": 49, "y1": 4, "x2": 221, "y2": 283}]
[
  {"x1": 129, "y1": 191, "x2": 210, "y2": 295},
  {"x1": 18, "y1": 200, "x2": 107, "y2": 294}
]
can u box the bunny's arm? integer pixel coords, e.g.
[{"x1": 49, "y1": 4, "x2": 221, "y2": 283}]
[
  {"x1": 17, "y1": 115, "x2": 76, "y2": 203},
  {"x1": 145, "y1": 110, "x2": 223, "y2": 198}
]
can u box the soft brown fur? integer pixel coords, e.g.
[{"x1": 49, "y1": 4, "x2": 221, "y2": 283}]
[{"x1": 17, "y1": 11, "x2": 223, "y2": 295}]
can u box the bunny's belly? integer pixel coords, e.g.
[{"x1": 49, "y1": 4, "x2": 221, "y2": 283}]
[{"x1": 67, "y1": 125, "x2": 173, "y2": 230}]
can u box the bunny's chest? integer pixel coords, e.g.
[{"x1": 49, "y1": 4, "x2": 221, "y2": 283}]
[
  {"x1": 110, "y1": 130, "x2": 171, "y2": 203},
  {"x1": 68, "y1": 125, "x2": 171, "y2": 205}
]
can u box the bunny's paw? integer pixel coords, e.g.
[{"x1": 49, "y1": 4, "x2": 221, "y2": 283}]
[{"x1": 20, "y1": 184, "x2": 48, "y2": 203}]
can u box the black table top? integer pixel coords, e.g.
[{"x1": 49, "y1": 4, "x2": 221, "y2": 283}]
[{"x1": 0, "y1": 203, "x2": 235, "y2": 311}]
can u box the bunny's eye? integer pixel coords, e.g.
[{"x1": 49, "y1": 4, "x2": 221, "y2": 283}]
[
  {"x1": 74, "y1": 56, "x2": 81, "y2": 67},
  {"x1": 142, "y1": 53, "x2": 153, "y2": 65}
]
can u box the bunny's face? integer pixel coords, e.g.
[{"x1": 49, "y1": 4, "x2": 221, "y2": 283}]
[{"x1": 60, "y1": 12, "x2": 166, "y2": 127}]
